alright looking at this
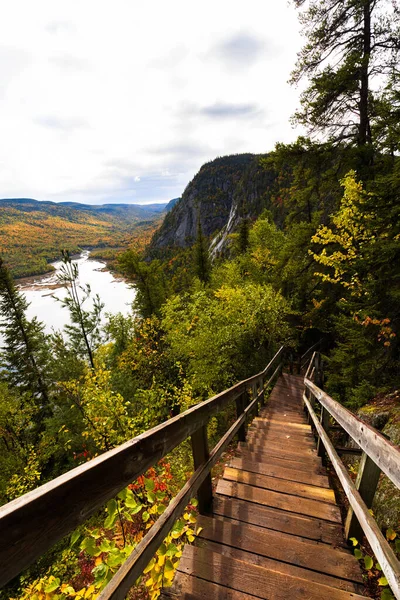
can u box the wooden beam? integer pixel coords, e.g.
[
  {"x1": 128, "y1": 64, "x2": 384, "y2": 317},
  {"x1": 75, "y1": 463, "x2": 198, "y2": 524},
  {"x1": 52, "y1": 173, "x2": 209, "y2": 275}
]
[
  {"x1": 345, "y1": 452, "x2": 382, "y2": 541},
  {"x1": 305, "y1": 379, "x2": 400, "y2": 490},
  {"x1": 303, "y1": 393, "x2": 400, "y2": 599}
]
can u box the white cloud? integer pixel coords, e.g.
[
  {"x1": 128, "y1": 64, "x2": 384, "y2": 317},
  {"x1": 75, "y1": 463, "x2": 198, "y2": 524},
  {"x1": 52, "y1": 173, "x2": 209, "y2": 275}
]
[{"x1": 0, "y1": 0, "x2": 303, "y2": 204}]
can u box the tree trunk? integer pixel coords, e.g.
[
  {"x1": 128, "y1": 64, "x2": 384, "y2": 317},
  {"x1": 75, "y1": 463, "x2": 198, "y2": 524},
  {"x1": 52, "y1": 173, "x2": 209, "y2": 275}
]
[{"x1": 359, "y1": 0, "x2": 371, "y2": 147}]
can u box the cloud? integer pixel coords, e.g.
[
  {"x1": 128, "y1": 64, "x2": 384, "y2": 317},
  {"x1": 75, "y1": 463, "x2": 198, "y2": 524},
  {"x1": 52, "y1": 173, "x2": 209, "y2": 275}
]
[
  {"x1": 49, "y1": 55, "x2": 90, "y2": 71},
  {"x1": 0, "y1": 1, "x2": 302, "y2": 204},
  {"x1": 0, "y1": 46, "x2": 31, "y2": 98},
  {"x1": 45, "y1": 21, "x2": 75, "y2": 35},
  {"x1": 211, "y1": 32, "x2": 266, "y2": 68},
  {"x1": 199, "y1": 102, "x2": 262, "y2": 119},
  {"x1": 35, "y1": 116, "x2": 89, "y2": 132},
  {"x1": 148, "y1": 142, "x2": 211, "y2": 158}
]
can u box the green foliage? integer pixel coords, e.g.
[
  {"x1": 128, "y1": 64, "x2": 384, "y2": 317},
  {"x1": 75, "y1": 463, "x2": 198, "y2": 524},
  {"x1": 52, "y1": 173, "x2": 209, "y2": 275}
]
[
  {"x1": 193, "y1": 220, "x2": 211, "y2": 283},
  {"x1": 0, "y1": 257, "x2": 51, "y2": 416},
  {"x1": 119, "y1": 249, "x2": 167, "y2": 317},
  {"x1": 0, "y1": 198, "x2": 162, "y2": 278},
  {"x1": 291, "y1": 0, "x2": 400, "y2": 149},
  {"x1": 161, "y1": 282, "x2": 290, "y2": 395}
]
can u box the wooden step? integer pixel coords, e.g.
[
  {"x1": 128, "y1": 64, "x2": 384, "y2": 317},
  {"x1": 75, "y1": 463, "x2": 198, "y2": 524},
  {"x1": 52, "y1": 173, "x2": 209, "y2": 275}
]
[
  {"x1": 229, "y1": 457, "x2": 330, "y2": 488},
  {"x1": 249, "y1": 423, "x2": 314, "y2": 438},
  {"x1": 236, "y1": 448, "x2": 323, "y2": 472},
  {"x1": 253, "y1": 417, "x2": 311, "y2": 430},
  {"x1": 213, "y1": 496, "x2": 344, "y2": 546},
  {"x1": 196, "y1": 515, "x2": 363, "y2": 583},
  {"x1": 201, "y1": 540, "x2": 361, "y2": 592},
  {"x1": 223, "y1": 466, "x2": 336, "y2": 504},
  {"x1": 216, "y1": 479, "x2": 342, "y2": 522},
  {"x1": 247, "y1": 431, "x2": 315, "y2": 448},
  {"x1": 249, "y1": 422, "x2": 313, "y2": 436},
  {"x1": 238, "y1": 442, "x2": 321, "y2": 464},
  {"x1": 167, "y1": 546, "x2": 369, "y2": 600}
]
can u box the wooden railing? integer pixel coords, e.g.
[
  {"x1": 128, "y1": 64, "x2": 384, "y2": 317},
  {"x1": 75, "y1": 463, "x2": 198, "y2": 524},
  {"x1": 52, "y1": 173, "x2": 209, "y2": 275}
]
[
  {"x1": 0, "y1": 346, "x2": 285, "y2": 599},
  {"x1": 303, "y1": 352, "x2": 400, "y2": 599}
]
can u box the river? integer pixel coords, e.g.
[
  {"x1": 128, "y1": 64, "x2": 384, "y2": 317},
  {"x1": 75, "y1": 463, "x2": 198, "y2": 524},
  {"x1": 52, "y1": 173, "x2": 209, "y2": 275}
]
[{"x1": 18, "y1": 251, "x2": 135, "y2": 335}]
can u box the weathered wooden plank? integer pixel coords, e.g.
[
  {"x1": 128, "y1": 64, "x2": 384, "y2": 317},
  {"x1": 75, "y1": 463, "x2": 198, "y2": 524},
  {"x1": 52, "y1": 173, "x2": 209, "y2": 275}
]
[
  {"x1": 229, "y1": 457, "x2": 330, "y2": 488},
  {"x1": 162, "y1": 571, "x2": 266, "y2": 600},
  {"x1": 305, "y1": 378, "x2": 400, "y2": 489},
  {"x1": 247, "y1": 431, "x2": 315, "y2": 448},
  {"x1": 236, "y1": 448, "x2": 323, "y2": 472},
  {"x1": 175, "y1": 546, "x2": 369, "y2": 600},
  {"x1": 223, "y1": 466, "x2": 336, "y2": 503},
  {"x1": 249, "y1": 423, "x2": 314, "y2": 437},
  {"x1": 238, "y1": 441, "x2": 321, "y2": 464},
  {"x1": 201, "y1": 539, "x2": 362, "y2": 593},
  {"x1": 253, "y1": 417, "x2": 311, "y2": 430},
  {"x1": 303, "y1": 392, "x2": 400, "y2": 599},
  {"x1": 216, "y1": 479, "x2": 342, "y2": 522},
  {"x1": 260, "y1": 412, "x2": 309, "y2": 424},
  {"x1": 196, "y1": 515, "x2": 362, "y2": 582},
  {"x1": 213, "y1": 496, "x2": 344, "y2": 546}
]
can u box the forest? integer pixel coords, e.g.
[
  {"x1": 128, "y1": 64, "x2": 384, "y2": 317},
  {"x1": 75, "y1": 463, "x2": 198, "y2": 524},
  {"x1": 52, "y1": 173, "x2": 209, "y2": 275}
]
[
  {"x1": 1, "y1": 0, "x2": 400, "y2": 598},
  {"x1": 0, "y1": 199, "x2": 164, "y2": 278}
]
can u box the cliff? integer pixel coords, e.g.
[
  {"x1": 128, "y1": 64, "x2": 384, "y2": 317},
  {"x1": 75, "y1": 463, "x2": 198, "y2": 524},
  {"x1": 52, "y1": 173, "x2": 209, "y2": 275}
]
[{"x1": 148, "y1": 154, "x2": 278, "y2": 254}]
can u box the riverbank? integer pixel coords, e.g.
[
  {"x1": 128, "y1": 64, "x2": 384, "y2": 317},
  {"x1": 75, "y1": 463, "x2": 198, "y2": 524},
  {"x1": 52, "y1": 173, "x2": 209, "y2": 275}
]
[{"x1": 18, "y1": 251, "x2": 135, "y2": 335}]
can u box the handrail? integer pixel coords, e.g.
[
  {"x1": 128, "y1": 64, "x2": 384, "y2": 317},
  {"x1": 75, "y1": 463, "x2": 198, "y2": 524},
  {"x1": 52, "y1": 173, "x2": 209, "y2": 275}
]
[
  {"x1": 300, "y1": 338, "x2": 324, "y2": 361},
  {"x1": 303, "y1": 353, "x2": 400, "y2": 599},
  {"x1": 0, "y1": 346, "x2": 285, "y2": 595}
]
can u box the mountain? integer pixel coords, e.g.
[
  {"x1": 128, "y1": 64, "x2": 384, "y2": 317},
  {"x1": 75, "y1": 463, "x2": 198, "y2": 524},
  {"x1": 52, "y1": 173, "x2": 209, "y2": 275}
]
[
  {"x1": 148, "y1": 154, "x2": 278, "y2": 255},
  {"x1": 0, "y1": 198, "x2": 173, "y2": 278},
  {"x1": 0, "y1": 198, "x2": 168, "y2": 219}
]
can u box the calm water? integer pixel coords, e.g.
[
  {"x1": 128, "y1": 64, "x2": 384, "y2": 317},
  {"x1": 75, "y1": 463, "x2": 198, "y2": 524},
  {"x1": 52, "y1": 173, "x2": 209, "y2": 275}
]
[{"x1": 19, "y1": 252, "x2": 135, "y2": 335}]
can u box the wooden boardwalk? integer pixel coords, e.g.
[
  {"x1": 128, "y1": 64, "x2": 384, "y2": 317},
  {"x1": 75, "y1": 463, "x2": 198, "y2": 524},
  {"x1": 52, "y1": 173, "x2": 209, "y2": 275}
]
[{"x1": 163, "y1": 374, "x2": 369, "y2": 599}]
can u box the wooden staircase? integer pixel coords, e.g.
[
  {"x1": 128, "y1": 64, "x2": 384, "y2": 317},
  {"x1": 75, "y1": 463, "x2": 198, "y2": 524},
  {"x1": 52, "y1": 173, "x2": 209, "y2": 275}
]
[{"x1": 162, "y1": 374, "x2": 369, "y2": 599}]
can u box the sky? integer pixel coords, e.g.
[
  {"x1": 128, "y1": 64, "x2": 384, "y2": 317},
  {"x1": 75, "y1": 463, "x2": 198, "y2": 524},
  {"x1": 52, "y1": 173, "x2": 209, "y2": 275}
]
[{"x1": 0, "y1": 1, "x2": 304, "y2": 205}]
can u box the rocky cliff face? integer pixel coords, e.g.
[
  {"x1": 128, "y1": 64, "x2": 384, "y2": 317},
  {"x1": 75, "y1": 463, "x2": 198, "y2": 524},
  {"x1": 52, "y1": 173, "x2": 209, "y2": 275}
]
[{"x1": 148, "y1": 154, "x2": 278, "y2": 254}]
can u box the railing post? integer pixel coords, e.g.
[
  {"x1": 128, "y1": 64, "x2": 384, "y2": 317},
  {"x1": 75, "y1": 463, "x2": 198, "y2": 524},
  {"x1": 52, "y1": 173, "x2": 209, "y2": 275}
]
[
  {"x1": 236, "y1": 389, "x2": 249, "y2": 442},
  {"x1": 252, "y1": 382, "x2": 259, "y2": 417},
  {"x1": 260, "y1": 376, "x2": 265, "y2": 406},
  {"x1": 345, "y1": 451, "x2": 382, "y2": 541},
  {"x1": 190, "y1": 425, "x2": 213, "y2": 515}
]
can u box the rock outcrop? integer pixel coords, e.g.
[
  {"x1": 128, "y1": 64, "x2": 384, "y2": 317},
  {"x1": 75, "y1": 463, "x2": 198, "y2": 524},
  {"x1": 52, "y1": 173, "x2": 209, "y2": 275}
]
[{"x1": 148, "y1": 153, "x2": 278, "y2": 254}]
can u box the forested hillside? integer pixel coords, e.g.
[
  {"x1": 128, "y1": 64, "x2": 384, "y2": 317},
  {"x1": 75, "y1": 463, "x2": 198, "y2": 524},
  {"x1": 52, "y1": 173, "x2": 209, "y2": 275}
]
[
  {"x1": 0, "y1": 198, "x2": 167, "y2": 278},
  {"x1": 1, "y1": 0, "x2": 400, "y2": 598}
]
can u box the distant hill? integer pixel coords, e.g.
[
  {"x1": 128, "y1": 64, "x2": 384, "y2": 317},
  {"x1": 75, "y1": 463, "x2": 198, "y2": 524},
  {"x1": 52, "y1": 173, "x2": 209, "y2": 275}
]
[{"x1": 0, "y1": 198, "x2": 172, "y2": 278}]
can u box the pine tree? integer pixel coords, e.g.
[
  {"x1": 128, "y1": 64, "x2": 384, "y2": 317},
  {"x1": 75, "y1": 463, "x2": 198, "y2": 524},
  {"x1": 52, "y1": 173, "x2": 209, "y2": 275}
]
[
  {"x1": 238, "y1": 218, "x2": 250, "y2": 254},
  {"x1": 193, "y1": 220, "x2": 211, "y2": 283},
  {"x1": 290, "y1": 0, "x2": 400, "y2": 150},
  {"x1": 118, "y1": 249, "x2": 167, "y2": 318},
  {"x1": 0, "y1": 257, "x2": 50, "y2": 414},
  {"x1": 54, "y1": 251, "x2": 104, "y2": 369}
]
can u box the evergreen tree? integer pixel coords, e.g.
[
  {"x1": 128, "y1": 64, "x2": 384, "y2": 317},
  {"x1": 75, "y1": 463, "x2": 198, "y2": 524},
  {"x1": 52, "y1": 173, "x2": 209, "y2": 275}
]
[
  {"x1": 193, "y1": 220, "x2": 211, "y2": 283},
  {"x1": 290, "y1": 0, "x2": 400, "y2": 150},
  {"x1": 118, "y1": 250, "x2": 168, "y2": 318},
  {"x1": 238, "y1": 218, "x2": 250, "y2": 254},
  {"x1": 54, "y1": 251, "x2": 104, "y2": 369},
  {"x1": 0, "y1": 257, "x2": 50, "y2": 412}
]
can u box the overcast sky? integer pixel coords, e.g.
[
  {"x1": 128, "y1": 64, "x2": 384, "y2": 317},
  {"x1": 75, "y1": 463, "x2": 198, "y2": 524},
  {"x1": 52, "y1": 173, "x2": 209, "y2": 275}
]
[{"x1": 0, "y1": 1, "x2": 303, "y2": 205}]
